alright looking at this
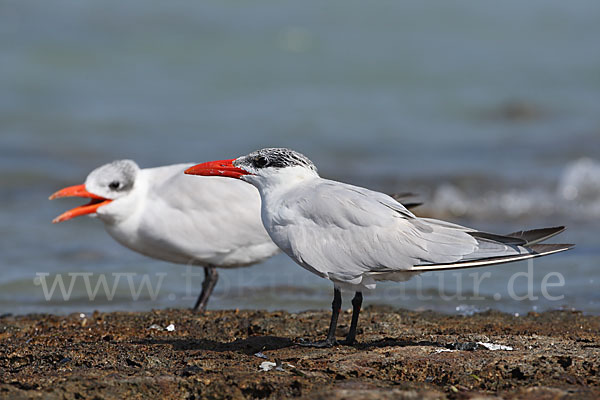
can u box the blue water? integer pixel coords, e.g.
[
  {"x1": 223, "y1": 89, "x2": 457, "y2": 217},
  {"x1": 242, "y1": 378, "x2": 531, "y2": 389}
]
[{"x1": 1, "y1": 0, "x2": 599, "y2": 316}]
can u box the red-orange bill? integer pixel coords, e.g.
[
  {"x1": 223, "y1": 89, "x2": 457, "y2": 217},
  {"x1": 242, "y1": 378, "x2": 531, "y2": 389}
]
[
  {"x1": 184, "y1": 159, "x2": 250, "y2": 179},
  {"x1": 49, "y1": 184, "x2": 105, "y2": 200},
  {"x1": 49, "y1": 184, "x2": 112, "y2": 223}
]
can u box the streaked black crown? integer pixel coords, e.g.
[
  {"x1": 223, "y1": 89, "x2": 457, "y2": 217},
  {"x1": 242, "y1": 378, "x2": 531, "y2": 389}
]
[{"x1": 241, "y1": 148, "x2": 317, "y2": 173}]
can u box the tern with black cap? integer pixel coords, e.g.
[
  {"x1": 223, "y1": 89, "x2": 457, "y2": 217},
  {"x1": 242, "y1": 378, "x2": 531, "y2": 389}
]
[{"x1": 186, "y1": 148, "x2": 573, "y2": 347}]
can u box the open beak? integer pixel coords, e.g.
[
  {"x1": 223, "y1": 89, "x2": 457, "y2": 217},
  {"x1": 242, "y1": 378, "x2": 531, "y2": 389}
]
[
  {"x1": 184, "y1": 159, "x2": 250, "y2": 179},
  {"x1": 49, "y1": 184, "x2": 112, "y2": 223}
]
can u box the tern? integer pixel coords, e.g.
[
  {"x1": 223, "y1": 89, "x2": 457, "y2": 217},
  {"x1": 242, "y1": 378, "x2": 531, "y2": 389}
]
[
  {"x1": 185, "y1": 147, "x2": 574, "y2": 347},
  {"x1": 50, "y1": 160, "x2": 280, "y2": 311}
]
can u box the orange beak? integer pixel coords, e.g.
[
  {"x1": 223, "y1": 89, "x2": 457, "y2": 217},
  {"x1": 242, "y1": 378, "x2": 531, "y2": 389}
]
[
  {"x1": 49, "y1": 184, "x2": 112, "y2": 223},
  {"x1": 184, "y1": 159, "x2": 250, "y2": 179}
]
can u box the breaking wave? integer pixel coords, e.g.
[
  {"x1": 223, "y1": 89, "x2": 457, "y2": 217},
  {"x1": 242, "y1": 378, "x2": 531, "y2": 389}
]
[{"x1": 421, "y1": 158, "x2": 600, "y2": 221}]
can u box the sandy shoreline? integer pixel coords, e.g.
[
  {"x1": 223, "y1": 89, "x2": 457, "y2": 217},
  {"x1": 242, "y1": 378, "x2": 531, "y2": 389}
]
[{"x1": 1, "y1": 307, "x2": 598, "y2": 399}]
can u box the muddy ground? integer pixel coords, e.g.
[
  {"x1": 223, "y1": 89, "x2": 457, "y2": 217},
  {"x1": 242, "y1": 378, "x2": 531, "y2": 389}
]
[{"x1": 1, "y1": 306, "x2": 598, "y2": 399}]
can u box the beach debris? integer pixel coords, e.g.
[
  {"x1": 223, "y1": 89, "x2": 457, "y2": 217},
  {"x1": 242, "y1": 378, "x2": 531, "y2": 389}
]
[
  {"x1": 254, "y1": 351, "x2": 268, "y2": 359},
  {"x1": 477, "y1": 342, "x2": 513, "y2": 351},
  {"x1": 148, "y1": 323, "x2": 175, "y2": 331},
  {"x1": 275, "y1": 360, "x2": 286, "y2": 372},
  {"x1": 259, "y1": 359, "x2": 294, "y2": 372},
  {"x1": 443, "y1": 341, "x2": 513, "y2": 351},
  {"x1": 435, "y1": 348, "x2": 457, "y2": 354},
  {"x1": 260, "y1": 361, "x2": 277, "y2": 371},
  {"x1": 450, "y1": 341, "x2": 480, "y2": 351}
]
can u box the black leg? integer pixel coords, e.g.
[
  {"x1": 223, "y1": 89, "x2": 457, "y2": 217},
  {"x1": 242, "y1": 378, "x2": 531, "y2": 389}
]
[
  {"x1": 192, "y1": 266, "x2": 218, "y2": 312},
  {"x1": 299, "y1": 287, "x2": 342, "y2": 347},
  {"x1": 325, "y1": 287, "x2": 342, "y2": 342},
  {"x1": 339, "y1": 291, "x2": 362, "y2": 345}
]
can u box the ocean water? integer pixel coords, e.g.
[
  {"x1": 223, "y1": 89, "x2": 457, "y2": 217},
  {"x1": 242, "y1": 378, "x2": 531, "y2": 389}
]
[{"x1": 1, "y1": 0, "x2": 599, "y2": 316}]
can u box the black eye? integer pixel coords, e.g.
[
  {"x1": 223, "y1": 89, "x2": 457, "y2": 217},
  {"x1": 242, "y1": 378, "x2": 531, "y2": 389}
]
[
  {"x1": 254, "y1": 156, "x2": 269, "y2": 168},
  {"x1": 108, "y1": 181, "x2": 121, "y2": 190}
]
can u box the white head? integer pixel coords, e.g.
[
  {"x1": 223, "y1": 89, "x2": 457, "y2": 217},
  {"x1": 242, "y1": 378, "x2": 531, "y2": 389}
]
[
  {"x1": 50, "y1": 160, "x2": 140, "y2": 224},
  {"x1": 185, "y1": 148, "x2": 319, "y2": 189},
  {"x1": 84, "y1": 160, "x2": 138, "y2": 200}
]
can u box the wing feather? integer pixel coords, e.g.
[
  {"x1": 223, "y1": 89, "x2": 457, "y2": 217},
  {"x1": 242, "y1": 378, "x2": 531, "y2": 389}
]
[
  {"x1": 264, "y1": 178, "x2": 570, "y2": 288},
  {"x1": 266, "y1": 180, "x2": 478, "y2": 282}
]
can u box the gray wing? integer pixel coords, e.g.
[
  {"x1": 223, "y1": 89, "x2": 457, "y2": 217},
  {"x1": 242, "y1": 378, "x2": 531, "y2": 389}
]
[
  {"x1": 269, "y1": 180, "x2": 474, "y2": 284},
  {"x1": 269, "y1": 179, "x2": 569, "y2": 287}
]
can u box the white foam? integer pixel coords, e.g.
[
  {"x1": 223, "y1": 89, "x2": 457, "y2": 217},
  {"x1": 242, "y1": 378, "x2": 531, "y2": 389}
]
[
  {"x1": 425, "y1": 158, "x2": 600, "y2": 220},
  {"x1": 558, "y1": 158, "x2": 600, "y2": 201}
]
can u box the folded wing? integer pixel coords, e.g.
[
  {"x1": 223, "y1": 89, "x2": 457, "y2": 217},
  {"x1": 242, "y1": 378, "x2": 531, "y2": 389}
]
[{"x1": 274, "y1": 180, "x2": 572, "y2": 285}]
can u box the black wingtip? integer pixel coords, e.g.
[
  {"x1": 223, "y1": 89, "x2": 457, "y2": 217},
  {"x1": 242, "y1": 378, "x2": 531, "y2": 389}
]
[
  {"x1": 529, "y1": 243, "x2": 575, "y2": 254},
  {"x1": 506, "y1": 226, "x2": 567, "y2": 246},
  {"x1": 403, "y1": 202, "x2": 423, "y2": 210}
]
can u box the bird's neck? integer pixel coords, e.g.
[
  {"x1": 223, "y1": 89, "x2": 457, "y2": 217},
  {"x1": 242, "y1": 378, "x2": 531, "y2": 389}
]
[{"x1": 244, "y1": 167, "x2": 319, "y2": 199}]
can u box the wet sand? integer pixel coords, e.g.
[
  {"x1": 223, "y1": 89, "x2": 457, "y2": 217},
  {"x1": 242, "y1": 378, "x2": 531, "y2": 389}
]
[{"x1": 1, "y1": 307, "x2": 598, "y2": 399}]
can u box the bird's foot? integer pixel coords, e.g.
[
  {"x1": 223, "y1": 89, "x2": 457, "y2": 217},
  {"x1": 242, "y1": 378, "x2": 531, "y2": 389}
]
[{"x1": 296, "y1": 338, "x2": 338, "y2": 348}]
